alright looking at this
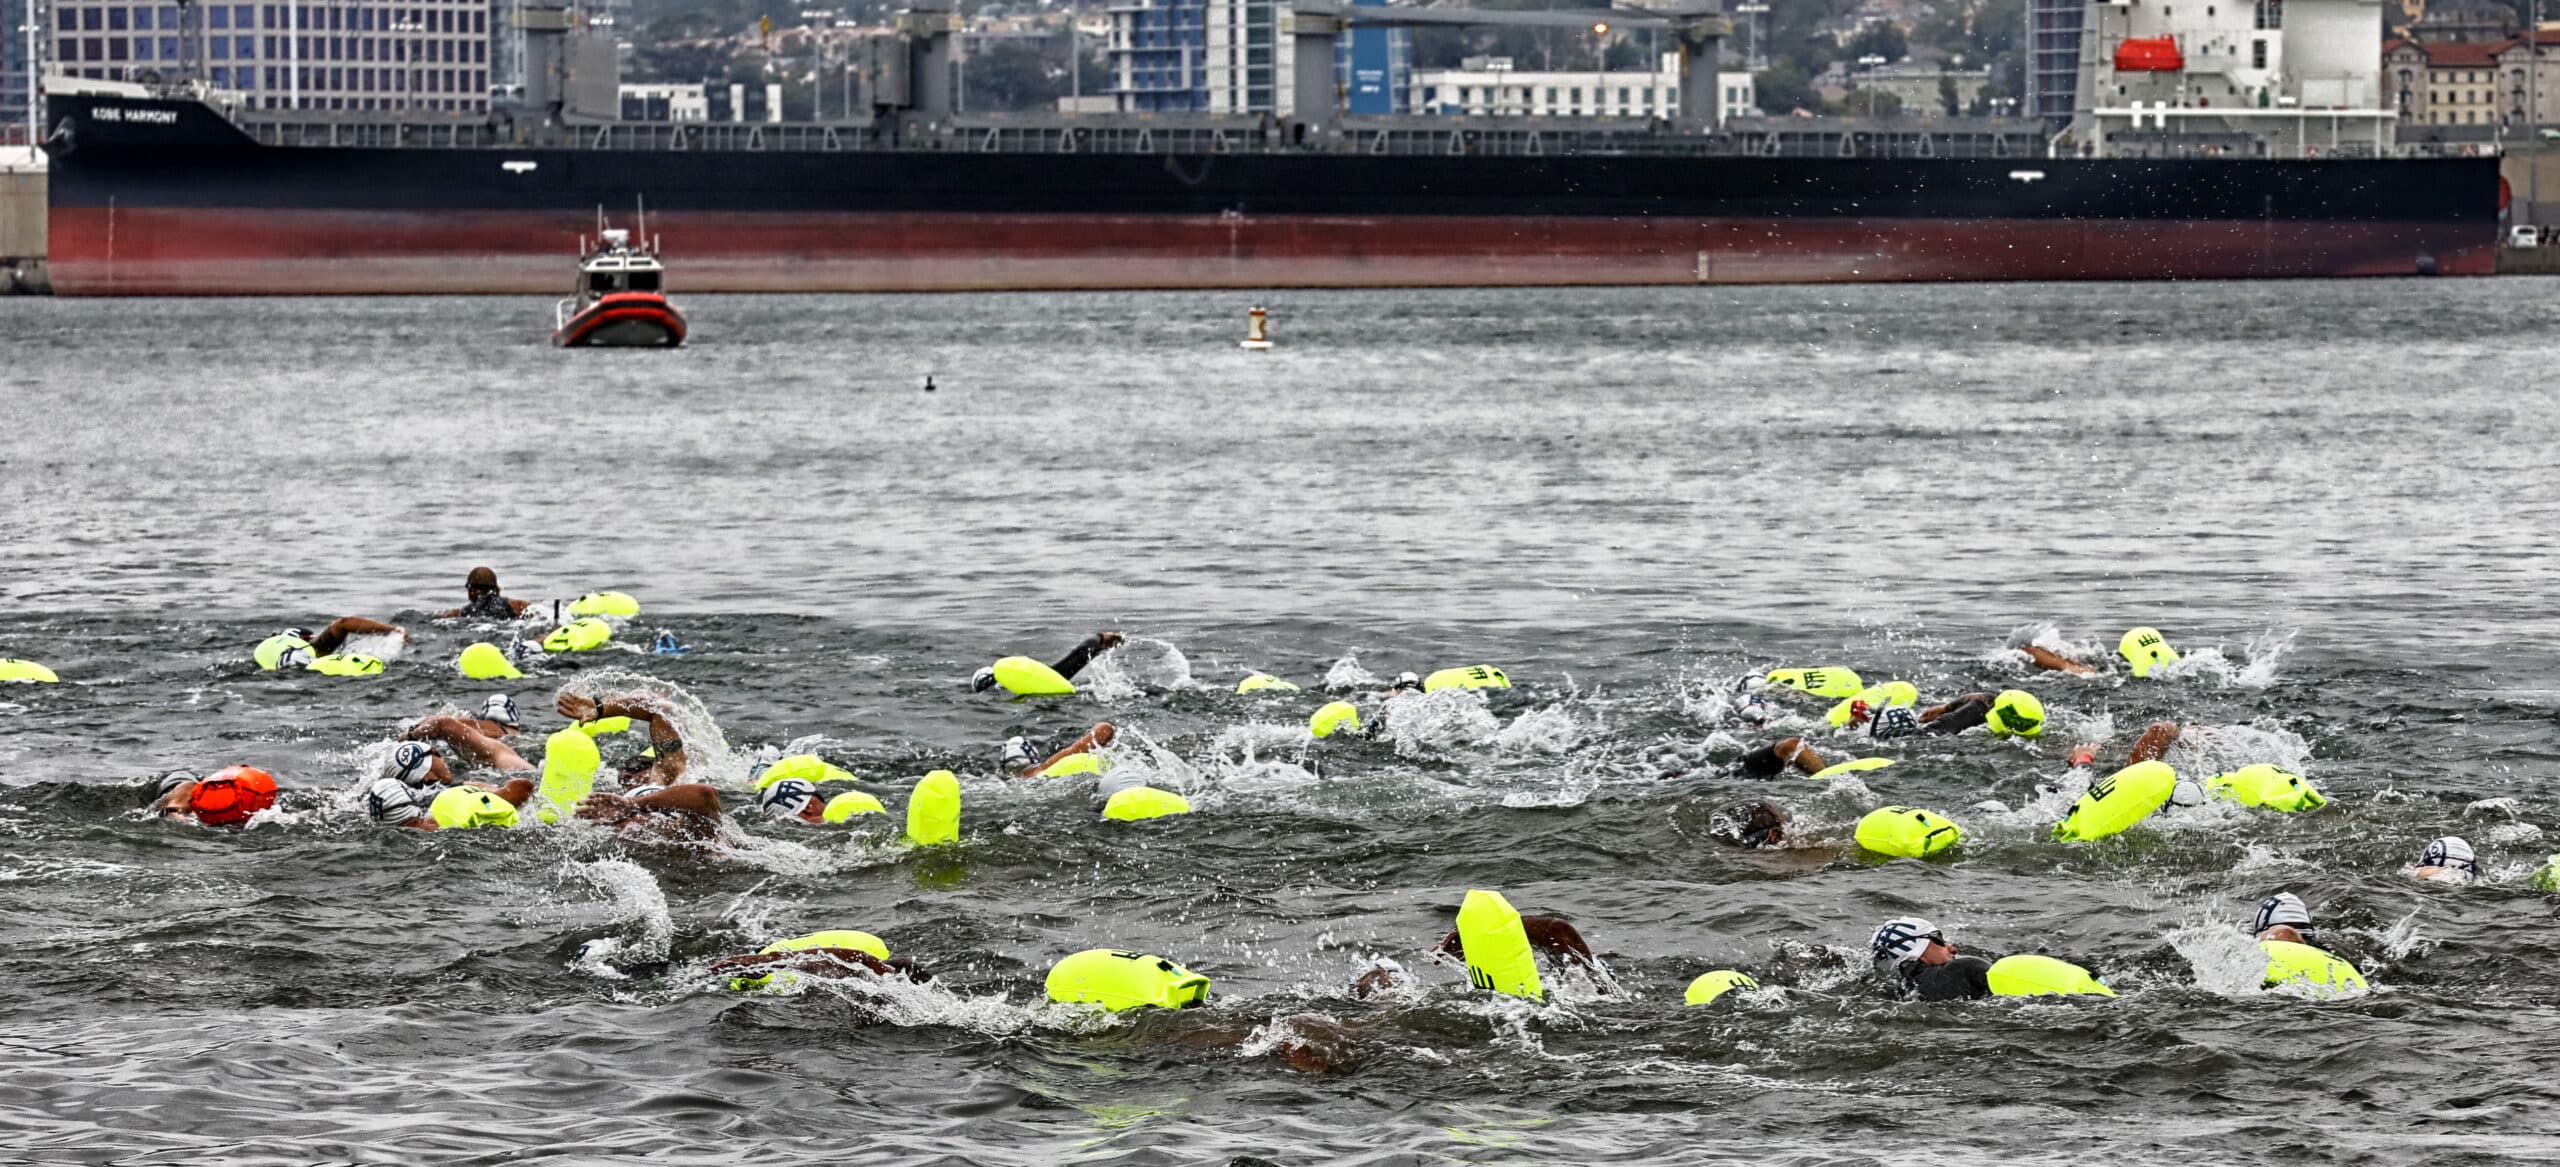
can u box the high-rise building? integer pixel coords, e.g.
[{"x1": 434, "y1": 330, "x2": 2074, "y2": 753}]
[
  {"x1": 2024, "y1": 0, "x2": 2081, "y2": 122},
  {"x1": 1201, "y1": 0, "x2": 1285, "y2": 113},
  {"x1": 48, "y1": 0, "x2": 491, "y2": 113},
  {"x1": 4, "y1": 0, "x2": 35, "y2": 133},
  {"x1": 1104, "y1": 0, "x2": 1205, "y2": 111}
]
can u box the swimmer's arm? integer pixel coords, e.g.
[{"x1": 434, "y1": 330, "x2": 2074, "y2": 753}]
[
  {"x1": 2127, "y1": 721, "x2": 2183, "y2": 765},
  {"x1": 1521, "y1": 916, "x2": 1602, "y2": 972},
  {"x1": 404, "y1": 716, "x2": 534, "y2": 772},
  {"x1": 309, "y1": 615, "x2": 401, "y2": 655},
  {"x1": 1019, "y1": 722, "x2": 1116, "y2": 778},
  {"x1": 1048, "y1": 631, "x2": 1125, "y2": 681},
  {"x1": 2022, "y1": 646, "x2": 2098, "y2": 676},
  {"x1": 1778, "y1": 737, "x2": 1828, "y2": 776},
  {"x1": 1920, "y1": 693, "x2": 1993, "y2": 722}
]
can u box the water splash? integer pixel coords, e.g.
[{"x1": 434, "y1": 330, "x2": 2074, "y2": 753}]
[
  {"x1": 568, "y1": 857, "x2": 674, "y2": 963},
  {"x1": 1382, "y1": 689, "x2": 1500, "y2": 759},
  {"x1": 1323, "y1": 655, "x2": 1381, "y2": 691},
  {"x1": 557, "y1": 668, "x2": 738, "y2": 786},
  {"x1": 1081, "y1": 637, "x2": 1195, "y2": 703}
]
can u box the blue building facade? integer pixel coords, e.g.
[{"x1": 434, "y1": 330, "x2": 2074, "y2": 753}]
[
  {"x1": 1334, "y1": 0, "x2": 1407, "y2": 114},
  {"x1": 1107, "y1": 0, "x2": 1205, "y2": 112}
]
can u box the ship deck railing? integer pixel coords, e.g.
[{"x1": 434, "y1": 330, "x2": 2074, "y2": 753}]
[{"x1": 228, "y1": 106, "x2": 2053, "y2": 160}]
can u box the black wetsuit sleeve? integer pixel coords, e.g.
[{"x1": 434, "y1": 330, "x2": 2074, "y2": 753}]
[
  {"x1": 1923, "y1": 694, "x2": 1995, "y2": 738},
  {"x1": 1912, "y1": 955, "x2": 1996, "y2": 1000},
  {"x1": 1738, "y1": 743, "x2": 1787, "y2": 780},
  {"x1": 1049, "y1": 636, "x2": 1109, "y2": 681}
]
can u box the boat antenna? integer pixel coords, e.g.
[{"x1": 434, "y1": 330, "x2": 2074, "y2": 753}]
[{"x1": 636, "y1": 194, "x2": 647, "y2": 249}]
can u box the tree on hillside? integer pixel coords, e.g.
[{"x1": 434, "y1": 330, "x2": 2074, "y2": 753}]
[
  {"x1": 1845, "y1": 21, "x2": 1907, "y2": 63},
  {"x1": 1755, "y1": 59, "x2": 1829, "y2": 115}
]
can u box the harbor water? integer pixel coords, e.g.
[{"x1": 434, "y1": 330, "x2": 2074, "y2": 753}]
[{"x1": 4, "y1": 281, "x2": 2559, "y2": 1164}]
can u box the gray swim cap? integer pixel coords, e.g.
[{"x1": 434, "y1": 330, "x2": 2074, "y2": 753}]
[
  {"x1": 388, "y1": 742, "x2": 436, "y2": 785},
  {"x1": 2252, "y1": 892, "x2": 2312, "y2": 934}
]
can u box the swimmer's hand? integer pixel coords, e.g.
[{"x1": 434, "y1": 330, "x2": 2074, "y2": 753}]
[
  {"x1": 558, "y1": 693, "x2": 600, "y2": 722},
  {"x1": 1095, "y1": 631, "x2": 1124, "y2": 649}
]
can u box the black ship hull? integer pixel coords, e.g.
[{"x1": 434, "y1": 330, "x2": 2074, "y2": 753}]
[{"x1": 42, "y1": 94, "x2": 2503, "y2": 294}]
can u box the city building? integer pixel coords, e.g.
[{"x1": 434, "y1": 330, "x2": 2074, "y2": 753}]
[
  {"x1": 1407, "y1": 53, "x2": 1755, "y2": 123},
  {"x1": 1853, "y1": 62, "x2": 1994, "y2": 117},
  {"x1": 5, "y1": 0, "x2": 33, "y2": 134},
  {"x1": 1103, "y1": 0, "x2": 1205, "y2": 111},
  {"x1": 46, "y1": 0, "x2": 493, "y2": 113},
  {"x1": 2388, "y1": 36, "x2": 2505, "y2": 125},
  {"x1": 2066, "y1": 0, "x2": 2396, "y2": 157},
  {"x1": 1201, "y1": 0, "x2": 1288, "y2": 114}
]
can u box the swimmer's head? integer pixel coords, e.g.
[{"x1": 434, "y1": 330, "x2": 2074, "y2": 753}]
[
  {"x1": 1351, "y1": 957, "x2": 1412, "y2": 999},
  {"x1": 1848, "y1": 699, "x2": 1873, "y2": 726},
  {"x1": 1871, "y1": 916, "x2": 1942, "y2": 965},
  {"x1": 388, "y1": 742, "x2": 440, "y2": 786},
  {"x1": 1869, "y1": 705, "x2": 1920, "y2": 739},
  {"x1": 363, "y1": 775, "x2": 430, "y2": 825},
  {"x1": 1390, "y1": 672, "x2": 1424, "y2": 693},
  {"x1": 466, "y1": 566, "x2": 500, "y2": 597},
  {"x1": 1736, "y1": 693, "x2": 1776, "y2": 725},
  {"x1": 2251, "y1": 892, "x2": 2312, "y2": 936},
  {"x1": 758, "y1": 777, "x2": 823, "y2": 820},
  {"x1": 478, "y1": 694, "x2": 520, "y2": 729},
  {"x1": 970, "y1": 666, "x2": 999, "y2": 694},
  {"x1": 1709, "y1": 800, "x2": 1789, "y2": 848},
  {"x1": 157, "y1": 770, "x2": 199, "y2": 797},
  {"x1": 2419, "y1": 836, "x2": 2478, "y2": 878}
]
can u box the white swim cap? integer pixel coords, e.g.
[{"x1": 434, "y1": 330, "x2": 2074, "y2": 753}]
[
  {"x1": 2420, "y1": 836, "x2": 2478, "y2": 876},
  {"x1": 2252, "y1": 892, "x2": 2313, "y2": 934},
  {"x1": 758, "y1": 777, "x2": 820, "y2": 816},
  {"x1": 1871, "y1": 916, "x2": 1941, "y2": 964},
  {"x1": 479, "y1": 694, "x2": 521, "y2": 728},
  {"x1": 970, "y1": 666, "x2": 999, "y2": 693},
  {"x1": 388, "y1": 742, "x2": 436, "y2": 785},
  {"x1": 362, "y1": 775, "x2": 429, "y2": 825}
]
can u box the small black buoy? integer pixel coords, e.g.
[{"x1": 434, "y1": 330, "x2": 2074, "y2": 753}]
[{"x1": 924, "y1": 373, "x2": 937, "y2": 392}]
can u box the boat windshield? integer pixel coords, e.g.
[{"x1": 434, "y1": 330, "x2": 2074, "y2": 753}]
[{"x1": 627, "y1": 269, "x2": 661, "y2": 292}]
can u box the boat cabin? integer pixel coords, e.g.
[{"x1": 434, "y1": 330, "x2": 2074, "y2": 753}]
[{"x1": 574, "y1": 228, "x2": 665, "y2": 307}]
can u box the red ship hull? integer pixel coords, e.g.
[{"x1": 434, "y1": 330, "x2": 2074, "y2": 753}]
[
  {"x1": 45, "y1": 207, "x2": 2492, "y2": 295},
  {"x1": 554, "y1": 290, "x2": 686, "y2": 347}
]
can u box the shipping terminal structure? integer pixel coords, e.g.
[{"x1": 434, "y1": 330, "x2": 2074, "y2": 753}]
[{"x1": 38, "y1": 0, "x2": 2498, "y2": 295}]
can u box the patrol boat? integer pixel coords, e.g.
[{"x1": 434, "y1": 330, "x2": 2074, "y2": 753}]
[{"x1": 552, "y1": 224, "x2": 685, "y2": 349}]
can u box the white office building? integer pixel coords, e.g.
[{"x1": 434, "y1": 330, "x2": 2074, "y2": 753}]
[{"x1": 1408, "y1": 54, "x2": 1755, "y2": 123}]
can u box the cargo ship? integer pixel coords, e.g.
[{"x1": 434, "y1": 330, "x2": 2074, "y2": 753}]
[{"x1": 35, "y1": 0, "x2": 2501, "y2": 295}]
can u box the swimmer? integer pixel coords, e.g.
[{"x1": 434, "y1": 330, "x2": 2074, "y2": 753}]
[
  {"x1": 257, "y1": 615, "x2": 404, "y2": 668},
  {"x1": 1003, "y1": 721, "x2": 1117, "y2": 778},
  {"x1": 705, "y1": 944, "x2": 931, "y2": 985},
  {"x1": 440, "y1": 566, "x2": 533, "y2": 620},
  {"x1": 2411, "y1": 837, "x2": 2478, "y2": 884},
  {"x1": 557, "y1": 691, "x2": 691, "y2": 784},
  {"x1": 468, "y1": 694, "x2": 524, "y2": 738},
  {"x1": 151, "y1": 766, "x2": 280, "y2": 827},
  {"x1": 2020, "y1": 645, "x2": 2099, "y2": 675},
  {"x1": 1851, "y1": 689, "x2": 2044, "y2": 740},
  {"x1": 1737, "y1": 737, "x2": 1831, "y2": 778},
  {"x1": 1708, "y1": 800, "x2": 1792, "y2": 848},
  {"x1": 2250, "y1": 892, "x2": 2323, "y2": 947},
  {"x1": 2066, "y1": 720, "x2": 2182, "y2": 770},
  {"x1": 971, "y1": 631, "x2": 1125, "y2": 694},
  {"x1": 1351, "y1": 912, "x2": 1604, "y2": 997},
  {"x1": 1871, "y1": 916, "x2": 1994, "y2": 1001}
]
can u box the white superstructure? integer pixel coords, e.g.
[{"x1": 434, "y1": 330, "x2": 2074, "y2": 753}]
[{"x1": 2068, "y1": 0, "x2": 2396, "y2": 157}]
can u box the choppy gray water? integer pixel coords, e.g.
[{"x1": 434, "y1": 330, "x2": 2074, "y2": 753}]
[{"x1": 5, "y1": 282, "x2": 2560, "y2": 1165}]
